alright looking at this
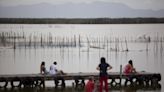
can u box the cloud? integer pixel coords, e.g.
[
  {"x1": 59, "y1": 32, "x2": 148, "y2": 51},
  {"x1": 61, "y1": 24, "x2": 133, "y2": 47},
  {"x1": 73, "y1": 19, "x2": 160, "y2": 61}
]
[
  {"x1": 0, "y1": 0, "x2": 164, "y2": 10},
  {"x1": 0, "y1": 1, "x2": 164, "y2": 18},
  {"x1": 113, "y1": 0, "x2": 164, "y2": 10}
]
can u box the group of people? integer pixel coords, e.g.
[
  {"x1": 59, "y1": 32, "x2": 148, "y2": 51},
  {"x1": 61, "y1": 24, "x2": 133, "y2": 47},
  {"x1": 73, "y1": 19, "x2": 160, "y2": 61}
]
[
  {"x1": 85, "y1": 57, "x2": 136, "y2": 92},
  {"x1": 40, "y1": 61, "x2": 65, "y2": 75},
  {"x1": 40, "y1": 57, "x2": 136, "y2": 92}
]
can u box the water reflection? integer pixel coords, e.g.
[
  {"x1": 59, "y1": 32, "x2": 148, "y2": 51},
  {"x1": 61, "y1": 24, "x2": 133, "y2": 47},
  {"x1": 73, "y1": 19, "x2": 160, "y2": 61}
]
[
  {"x1": 0, "y1": 84, "x2": 161, "y2": 92},
  {"x1": 0, "y1": 24, "x2": 164, "y2": 92}
]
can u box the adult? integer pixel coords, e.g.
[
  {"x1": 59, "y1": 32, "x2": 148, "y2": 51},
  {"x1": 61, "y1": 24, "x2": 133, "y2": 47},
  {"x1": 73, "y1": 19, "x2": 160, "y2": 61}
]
[
  {"x1": 96, "y1": 57, "x2": 112, "y2": 92},
  {"x1": 49, "y1": 61, "x2": 65, "y2": 75}
]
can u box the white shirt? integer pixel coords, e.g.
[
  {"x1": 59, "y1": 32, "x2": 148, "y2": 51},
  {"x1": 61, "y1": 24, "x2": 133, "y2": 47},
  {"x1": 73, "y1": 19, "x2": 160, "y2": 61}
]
[{"x1": 49, "y1": 64, "x2": 57, "y2": 75}]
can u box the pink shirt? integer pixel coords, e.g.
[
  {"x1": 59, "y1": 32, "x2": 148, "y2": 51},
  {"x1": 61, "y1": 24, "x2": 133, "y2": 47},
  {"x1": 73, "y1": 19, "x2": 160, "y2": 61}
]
[{"x1": 124, "y1": 64, "x2": 133, "y2": 74}]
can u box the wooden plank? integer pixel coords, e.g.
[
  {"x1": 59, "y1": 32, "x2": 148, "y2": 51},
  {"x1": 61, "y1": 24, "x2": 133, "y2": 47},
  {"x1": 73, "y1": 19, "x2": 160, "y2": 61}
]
[
  {"x1": 0, "y1": 72, "x2": 161, "y2": 88},
  {"x1": 0, "y1": 72, "x2": 160, "y2": 80}
]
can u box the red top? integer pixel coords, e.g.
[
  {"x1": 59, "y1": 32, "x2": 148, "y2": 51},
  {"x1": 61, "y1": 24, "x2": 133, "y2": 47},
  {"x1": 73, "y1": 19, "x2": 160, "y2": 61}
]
[
  {"x1": 85, "y1": 80, "x2": 94, "y2": 92},
  {"x1": 123, "y1": 64, "x2": 133, "y2": 74}
]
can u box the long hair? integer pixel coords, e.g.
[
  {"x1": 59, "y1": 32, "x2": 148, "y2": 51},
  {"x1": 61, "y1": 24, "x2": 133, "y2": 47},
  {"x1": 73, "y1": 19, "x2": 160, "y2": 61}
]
[
  {"x1": 100, "y1": 57, "x2": 106, "y2": 64},
  {"x1": 128, "y1": 60, "x2": 133, "y2": 67},
  {"x1": 41, "y1": 61, "x2": 45, "y2": 66}
]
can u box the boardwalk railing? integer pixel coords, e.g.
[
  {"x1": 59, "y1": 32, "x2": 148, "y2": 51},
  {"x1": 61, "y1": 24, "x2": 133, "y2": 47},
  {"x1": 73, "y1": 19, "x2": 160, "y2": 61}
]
[{"x1": 0, "y1": 72, "x2": 161, "y2": 88}]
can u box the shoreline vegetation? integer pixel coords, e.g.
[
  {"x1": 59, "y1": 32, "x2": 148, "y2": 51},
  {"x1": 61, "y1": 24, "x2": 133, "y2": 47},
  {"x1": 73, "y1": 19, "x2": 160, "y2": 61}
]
[{"x1": 0, "y1": 18, "x2": 164, "y2": 24}]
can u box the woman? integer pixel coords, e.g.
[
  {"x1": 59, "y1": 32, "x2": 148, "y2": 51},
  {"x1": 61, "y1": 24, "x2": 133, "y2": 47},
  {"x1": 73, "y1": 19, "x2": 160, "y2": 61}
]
[
  {"x1": 123, "y1": 60, "x2": 136, "y2": 74},
  {"x1": 40, "y1": 61, "x2": 48, "y2": 74},
  {"x1": 96, "y1": 57, "x2": 112, "y2": 92}
]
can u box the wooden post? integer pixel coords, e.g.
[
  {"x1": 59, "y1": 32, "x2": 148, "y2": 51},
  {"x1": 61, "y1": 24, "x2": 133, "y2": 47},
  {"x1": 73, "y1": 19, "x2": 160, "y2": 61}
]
[
  {"x1": 42, "y1": 78, "x2": 45, "y2": 88},
  {"x1": 54, "y1": 79, "x2": 59, "y2": 88},
  {"x1": 61, "y1": 78, "x2": 66, "y2": 88},
  {"x1": 75, "y1": 79, "x2": 79, "y2": 88},
  {"x1": 120, "y1": 65, "x2": 122, "y2": 85},
  {"x1": 0, "y1": 78, "x2": 8, "y2": 88}
]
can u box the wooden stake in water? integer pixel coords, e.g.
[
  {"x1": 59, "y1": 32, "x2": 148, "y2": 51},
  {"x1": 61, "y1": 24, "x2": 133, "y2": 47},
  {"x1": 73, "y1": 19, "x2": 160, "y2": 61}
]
[
  {"x1": 125, "y1": 37, "x2": 128, "y2": 52},
  {"x1": 120, "y1": 65, "x2": 123, "y2": 85}
]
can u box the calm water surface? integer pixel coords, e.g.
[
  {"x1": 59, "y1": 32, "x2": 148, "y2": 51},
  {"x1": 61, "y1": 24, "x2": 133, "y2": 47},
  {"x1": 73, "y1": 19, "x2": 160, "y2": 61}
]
[{"x1": 0, "y1": 24, "x2": 164, "y2": 92}]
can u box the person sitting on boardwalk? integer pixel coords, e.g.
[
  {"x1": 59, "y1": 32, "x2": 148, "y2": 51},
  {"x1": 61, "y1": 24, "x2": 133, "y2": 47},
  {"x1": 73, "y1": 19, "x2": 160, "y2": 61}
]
[
  {"x1": 123, "y1": 60, "x2": 136, "y2": 74},
  {"x1": 85, "y1": 76, "x2": 94, "y2": 92},
  {"x1": 96, "y1": 57, "x2": 112, "y2": 92},
  {"x1": 40, "y1": 61, "x2": 48, "y2": 74},
  {"x1": 49, "y1": 61, "x2": 65, "y2": 75}
]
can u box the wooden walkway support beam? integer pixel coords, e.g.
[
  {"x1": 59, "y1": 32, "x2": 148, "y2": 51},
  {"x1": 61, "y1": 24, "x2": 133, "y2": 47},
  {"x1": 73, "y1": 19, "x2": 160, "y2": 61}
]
[{"x1": 0, "y1": 72, "x2": 161, "y2": 88}]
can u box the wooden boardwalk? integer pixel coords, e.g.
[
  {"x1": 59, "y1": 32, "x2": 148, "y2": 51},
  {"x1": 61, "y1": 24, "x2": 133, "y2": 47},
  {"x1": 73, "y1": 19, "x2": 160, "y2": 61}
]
[{"x1": 0, "y1": 72, "x2": 161, "y2": 88}]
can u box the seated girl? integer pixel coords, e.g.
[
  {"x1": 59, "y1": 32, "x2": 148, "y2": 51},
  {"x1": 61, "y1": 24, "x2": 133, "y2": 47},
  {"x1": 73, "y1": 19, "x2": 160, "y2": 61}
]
[
  {"x1": 123, "y1": 60, "x2": 136, "y2": 74},
  {"x1": 40, "y1": 61, "x2": 48, "y2": 74}
]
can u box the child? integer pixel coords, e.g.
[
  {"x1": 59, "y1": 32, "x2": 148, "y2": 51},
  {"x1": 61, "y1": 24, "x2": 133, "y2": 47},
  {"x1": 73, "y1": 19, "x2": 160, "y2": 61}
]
[
  {"x1": 123, "y1": 60, "x2": 136, "y2": 74},
  {"x1": 85, "y1": 76, "x2": 94, "y2": 92},
  {"x1": 40, "y1": 61, "x2": 48, "y2": 74}
]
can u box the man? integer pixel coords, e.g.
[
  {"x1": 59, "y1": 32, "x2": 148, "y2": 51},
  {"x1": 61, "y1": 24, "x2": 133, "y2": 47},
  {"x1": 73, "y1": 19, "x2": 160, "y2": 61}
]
[
  {"x1": 49, "y1": 61, "x2": 66, "y2": 88},
  {"x1": 49, "y1": 61, "x2": 65, "y2": 75},
  {"x1": 49, "y1": 61, "x2": 57, "y2": 75},
  {"x1": 97, "y1": 57, "x2": 112, "y2": 92}
]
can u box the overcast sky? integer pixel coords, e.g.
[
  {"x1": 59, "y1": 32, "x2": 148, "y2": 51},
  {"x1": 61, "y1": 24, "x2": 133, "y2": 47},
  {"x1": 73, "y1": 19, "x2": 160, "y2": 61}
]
[{"x1": 0, "y1": 0, "x2": 164, "y2": 10}]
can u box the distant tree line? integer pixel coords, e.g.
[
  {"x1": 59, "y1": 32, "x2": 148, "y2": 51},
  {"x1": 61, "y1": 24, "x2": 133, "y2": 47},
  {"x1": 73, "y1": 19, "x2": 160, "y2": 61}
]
[{"x1": 0, "y1": 18, "x2": 164, "y2": 24}]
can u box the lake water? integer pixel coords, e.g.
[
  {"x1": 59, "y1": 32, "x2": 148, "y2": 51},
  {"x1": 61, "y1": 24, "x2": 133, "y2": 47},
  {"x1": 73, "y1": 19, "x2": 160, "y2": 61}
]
[{"x1": 0, "y1": 24, "x2": 164, "y2": 92}]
